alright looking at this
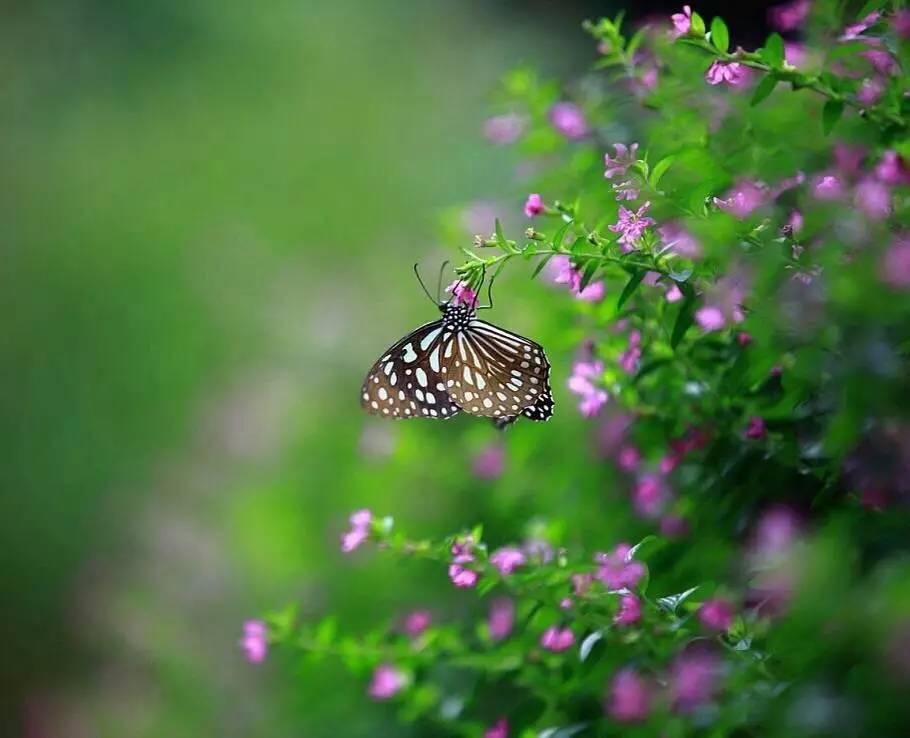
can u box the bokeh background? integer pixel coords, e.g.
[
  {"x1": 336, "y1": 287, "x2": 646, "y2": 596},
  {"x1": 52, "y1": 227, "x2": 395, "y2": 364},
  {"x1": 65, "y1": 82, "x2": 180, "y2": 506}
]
[{"x1": 0, "y1": 1, "x2": 772, "y2": 735}]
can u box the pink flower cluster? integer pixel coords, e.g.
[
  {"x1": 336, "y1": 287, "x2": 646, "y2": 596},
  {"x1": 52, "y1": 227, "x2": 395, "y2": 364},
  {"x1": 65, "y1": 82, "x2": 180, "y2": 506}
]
[
  {"x1": 368, "y1": 663, "x2": 407, "y2": 700},
  {"x1": 549, "y1": 102, "x2": 588, "y2": 139},
  {"x1": 670, "y1": 6, "x2": 693, "y2": 38},
  {"x1": 705, "y1": 61, "x2": 749, "y2": 87},
  {"x1": 618, "y1": 330, "x2": 642, "y2": 374},
  {"x1": 488, "y1": 597, "x2": 515, "y2": 641},
  {"x1": 540, "y1": 625, "x2": 575, "y2": 652},
  {"x1": 609, "y1": 202, "x2": 655, "y2": 251},
  {"x1": 403, "y1": 609, "x2": 432, "y2": 637},
  {"x1": 490, "y1": 546, "x2": 527, "y2": 575},
  {"x1": 594, "y1": 543, "x2": 646, "y2": 590},
  {"x1": 568, "y1": 359, "x2": 608, "y2": 417},
  {"x1": 483, "y1": 113, "x2": 525, "y2": 145},
  {"x1": 768, "y1": 0, "x2": 811, "y2": 32},
  {"x1": 448, "y1": 535, "x2": 479, "y2": 588},
  {"x1": 524, "y1": 192, "x2": 544, "y2": 217},
  {"x1": 445, "y1": 279, "x2": 479, "y2": 308},
  {"x1": 340, "y1": 508, "x2": 372, "y2": 553},
  {"x1": 603, "y1": 143, "x2": 641, "y2": 201},
  {"x1": 551, "y1": 256, "x2": 605, "y2": 302},
  {"x1": 240, "y1": 620, "x2": 268, "y2": 663}
]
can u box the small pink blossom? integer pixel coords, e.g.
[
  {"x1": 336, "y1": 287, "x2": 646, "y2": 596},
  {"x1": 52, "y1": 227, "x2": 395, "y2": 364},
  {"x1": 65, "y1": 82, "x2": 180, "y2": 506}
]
[
  {"x1": 714, "y1": 180, "x2": 765, "y2": 218},
  {"x1": 855, "y1": 177, "x2": 891, "y2": 219},
  {"x1": 451, "y1": 535, "x2": 476, "y2": 563},
  {"x1": 403, "y1": 609, "x2": 431, "y2": 637},
  {"x1": 613, "y1": 179, "x2": 640, "y2": 201},
  {"x1": 875, "y1": 151, "x2": 910, "y2": 185},
  {"x1": 559, "y1": 597, "x2": 573, "y2": 609},
  {"x1": 473, "y1": 444, "x2": 505, "y2": 480},
  {"x1": 572, "y1": 573, "x2": 593, "y2": 597},
  {"x1": 552, "y1": 257, "x2": 605, "y2": 301},
  {"x1": 540, "y1": 626, "x2": 575, "y2": 652},
  {"x1": 863, "y1": 48, "x2": 898, "y2": 76},
  {"x1": 812, "y1": 174, "x2": 844, "y2": 200},
  {"x1": 448, "y1": 563, "x2": 478, "y2": 588},
  {"x1": 705, "y1": 60, "x2": 748, "y2": 86},
  {"x1": 490, "y1": 546, "x2": 527, "y2": 575},
  {"x1": 665, "y1": 284, "x2": 684, "y2": 302},
  {"x1": 595, "y1": 543, "x2": 646, "y2": 590},
  {"x1": 894, "y1": 10, "x2": 910, "y2": 39},
  {"x1": 575, "y1": 280, "x2": 606, "y2": 302},
  {"x1": 857, "y1": 77, "x2": 884, "y2": 106},
  {"x1": 698, "y1": 598, "x2": 735, "y2": 631},
  {"x1": 751, "y1": 506, "x2": 800, "y2": 560},
  {"x1": 659, "y1": 223, "x2": 702, "y2": 259},
  {"x1": 618, "y1": 330, "x2": 642, "y2": 374},
  {"x1": 882, "y1": 234, "x2": 910, "y2": 289},
  {"x1": 484, "y1": 113, "x2": 525, "y2": 145},
  {"x1": 549, "y1": 102, "x2": 588, "y2": 139},
  {"x1": 524, "y1": 193, "x2": 544, "y2": 218},
  {"x1": 609, "y1": 201, "x2": 655, "y2": 250},
  {"x1": 614, "y1": 594, "x2": 642, "y2": 626},
  {"x1": 607, "y1": 669, "x2": 652, "y2": 722},
  {"x1": 660, "y1": 514, "x2": 690, "y2": 538},
  {"x1": 695, "y1": 305, "x2": 726, "y2": 332},
  {"x1": 633, "y1": 475, "x2": 666, "y2": 519},
  {"x1": 617, "y1": 445, "x2": 641, "y2": 472},
  {"x1": 788, "y1": 210, "x2": 804, "y2": 234},
  {"x1": 672, "y1": 651, "x2": 721, "y2": 712},
  {"x1": 340, "y1": 508, "x2": 373, "y2": 553},
  {"x1": 768, "y1": 0, "x2": 811, "y2": 32},
  {"x1": 489, "y1": 598, "x2": 515, "y2": 641},
  {"x1": 841, "y1": 11, "x2": 881, "y2": 40},
  {"x1": 569, "y1": 359, "x2": 608, "y2": 417},
  {"x1": 240, "y1": 620, "x2": 268, "y2": 664},
  {"x1": 604, "y1": 143, "x2": 639, "y2": 179},
  {"x1": 579, "y1": 390, "x2": 609, "y2": 418},
  {"x1": 484, "y1": 718, "x2": 509, "y2": 738},
  {"x1": 670, "y1": 5, "x2": 692, "y2": 37},
  {"x1": 784, "y1": 41, "x2": 808, "y2": 68},
  {"x1": 745, "y1": 416, "x2": 767, "y2": 439},
  {"x1": 445, "y1": 280, "x2": 478, "y2": 309},
  {"x1": 737, "y1": 331, "x2": 753, "y2": 346},
  {"x1": 368, "y1": 663, "x2": 407, "y2": 700}
]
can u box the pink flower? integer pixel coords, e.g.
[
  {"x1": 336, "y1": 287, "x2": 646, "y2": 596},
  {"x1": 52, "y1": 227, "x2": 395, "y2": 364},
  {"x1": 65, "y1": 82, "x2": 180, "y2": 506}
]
[
  {"x1": 660, "y1": 514, "x2": 691, "y2": 538},
  {"x1": 705, "y1": 60, "x2": 748, "y2": 86},
  {"x1": 579, "y1": 391, "x2": 609, "y2": 418},
  {"x1": 698, "y1": 598, "x2": 735, "y2": 631},
  {"x1": 751, "y1": 506, "x2": 800, "y2": 561},
  {"x1": 659, "y1": 223, "x2": 702, "y2": 259},
  {"x1": 875, "y1": 151, "x2": 910, "y2": 185},
  {"x1": 549, "y1": 102, "x2": 588, "y2": 139},
  {"x1": 745, "y1": 416, "x2": 767, "y2": 439},
  {"x1": 618, "y1": 330, "x2": 642, "y2": 374},
  {"x1": 665, "y1": 284, "x2": 684, "y2": 302},
  {"x1": 451, "y1": 535, "x2": 476, "y2": 563},
  {"x1": 894, "y1": 10, "x2": 910, "y2": 39},
  {"x1": 485, "y1": 718, "x2": 509, "y2": 738},
  {"x1": 788, "y1": 210, "x2": 804, "y2": 233},
  {"x1": 617, "y1": 445, "x2": 641, "y2": 472},
  {"x1": 575, "y1": 280, "x2": 606, "y2": 302},
  {"x1": 857, "y1": 77, "x2": 884, "y2": 106},
  {"x1": 368, "y1": 663, "x2": 407, "y2": 700},
  {"x1": 607, "y1": 668, "x2": 652, "y2": 722},
  {"x1": 540, "y1": 626, "x2": 575, "y2": 652},
  {"x1": 445, "y1": 280, "x2": 479, "y2": 308},
  {"x1": 595, "y1": 543, "x2": 646, "y2": 590},
  {"x1": 340, "y1": 508, "x2": 373, "y2": 552},
  {"x1": 855, "y1": 178, "x2": 891, "y2": 219},
  {"x1": 670, "y1": 5, "x2": 692, "y2": 37},
  {"x1": 488, "y1": 598, "x2": 515, "y2": 641},
  {"x1": 484, "y1": 113, "x2": 525, "y2": 145},
  {"x1": 473, "y1": 444, "x2": 505, "y2": 480},
  {"x1": 572, "y1": 573, "x2": 593, "y2": 597},
  {"x1": 633, "y1": 475, "x2": 666, "y2": 519},
  {"x1": 448, "y1": 563, "x2": 478, "y2": 588},
  {"x1": 841, "y1": 11, "x2": 881, "y2": 40},
  {"x1": 737, "y1": 331, "x2": 753, "y2": 346},
  {"x1": 671, "y1": 651, "x2": 721, "y2": 712},
  {"x1": 613, "y1": 179, "x2": 640, "y2": 201},
  {"x1": 812, "y1": 174, "x2": 844, "y2": 200},
  {"x1": 490, "y1": 546, "x2": 527, "y2": 575},
  {"x1": 784, "y1": 41, "x2": 808, "y2": 68},
  {"x1": 552, "y1": 257, "x2": 605, "y2": 301},
  {"x1": 714, "y1": 180, "x2": 765, "y2": 218},
  {"x1": 614, "y1": 594, "x2": 642, "y2": 626},
  {"x1": 404, "y1": 609, "x2": 431, "y2": 637},
  {"x1": 768, "y1": 0, "x2": 811, "y2": 32},
  {"x1": 863, "y1": 48, "x2": 898, "y2": 76},
  {"x1": 609, "y1": 201, "x2": 655, "y2": 250},
  {"x1": 882, "y1": 234, "x2": 910, "y2": 288},
  {"x1": 240, "y1": 620, "x2": 268, "y2": 664},
  {"x1": 604, "y1": 143, "x2": 639, "y2": 179},
  {"x1": 568, "y1": 359, "x2": 609, "y2": 417},
  {"x1": 524, "y1": 193, "x2": 544, "y2": 218},
  {"x1": 695, "y1": 305, "x2": 726, "y2": 332}
]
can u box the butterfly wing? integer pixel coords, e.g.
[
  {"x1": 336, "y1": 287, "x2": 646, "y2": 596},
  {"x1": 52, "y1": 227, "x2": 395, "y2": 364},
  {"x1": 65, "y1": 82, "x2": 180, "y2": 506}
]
[
  {"x1": 361, "y1": 319, "x2": 462, "y2": 420},
  {"x1": 441, "y1": 319, "x2": 553, "y2": 421}
]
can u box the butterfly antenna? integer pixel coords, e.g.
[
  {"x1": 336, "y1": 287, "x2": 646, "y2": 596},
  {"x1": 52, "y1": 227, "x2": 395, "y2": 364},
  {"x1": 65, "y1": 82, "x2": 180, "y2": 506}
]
[
  {"x1": 436, "y1": 260, "x2": 450, "y2": 303},
  {"x1": 413, "y1": 263, "x2": 437, "y2": 306}
]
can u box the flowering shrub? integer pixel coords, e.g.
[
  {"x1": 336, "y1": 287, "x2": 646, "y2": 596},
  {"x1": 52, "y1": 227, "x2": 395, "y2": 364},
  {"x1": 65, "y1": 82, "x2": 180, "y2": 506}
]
[{"x1": 252, "y1": 2, "x2": 910, "y2": 736}]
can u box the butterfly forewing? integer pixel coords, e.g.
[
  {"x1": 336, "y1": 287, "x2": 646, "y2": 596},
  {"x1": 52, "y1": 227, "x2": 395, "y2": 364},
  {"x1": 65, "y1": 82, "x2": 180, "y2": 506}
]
[
  {"x1": 440, "y1": 319, "x2": 553, "y2": 420},
  {"x1": 361, "y1": 319, "x2": 462, "y2": 420}
]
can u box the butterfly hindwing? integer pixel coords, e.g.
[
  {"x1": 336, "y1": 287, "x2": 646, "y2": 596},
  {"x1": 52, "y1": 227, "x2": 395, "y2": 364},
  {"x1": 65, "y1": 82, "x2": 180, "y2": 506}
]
[
  {"x1": 441, "y1": 319, "x2": 553, "y2": 421},
  {"x1": 361, "y1": 319, "x2": 462, "y2": 420}
]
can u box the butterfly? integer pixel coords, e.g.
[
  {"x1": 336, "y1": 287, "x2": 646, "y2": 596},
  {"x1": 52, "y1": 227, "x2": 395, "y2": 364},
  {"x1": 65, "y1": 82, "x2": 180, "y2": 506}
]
[{"x1": 360, "y1": 265, "x2": 554, "y2": 427}]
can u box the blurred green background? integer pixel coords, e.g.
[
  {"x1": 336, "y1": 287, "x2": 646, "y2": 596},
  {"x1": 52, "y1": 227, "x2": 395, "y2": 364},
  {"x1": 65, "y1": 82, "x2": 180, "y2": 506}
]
[{"x1": 0, "y1": 1, "x2": 593, "y2": 735}]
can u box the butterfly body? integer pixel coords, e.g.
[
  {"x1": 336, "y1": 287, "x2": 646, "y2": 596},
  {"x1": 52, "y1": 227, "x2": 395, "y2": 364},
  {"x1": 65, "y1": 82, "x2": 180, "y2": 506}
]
[{"x1": 361, "y1": 298, "x2": 553, "y2": 425}]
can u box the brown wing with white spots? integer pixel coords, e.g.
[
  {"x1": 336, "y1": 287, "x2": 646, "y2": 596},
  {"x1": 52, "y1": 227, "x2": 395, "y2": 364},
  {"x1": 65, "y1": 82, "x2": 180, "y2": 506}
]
[
  {"x1": 441, "y1": 319, "x2": 553, "y2": 420},
  {"x1": 360, "y1": 320, "x2": 462, "y2": 420}
]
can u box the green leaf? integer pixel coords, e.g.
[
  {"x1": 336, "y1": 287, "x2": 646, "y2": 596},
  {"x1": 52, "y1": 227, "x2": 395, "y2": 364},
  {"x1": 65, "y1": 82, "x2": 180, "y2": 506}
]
[
  {"x1": 617, "y1": 269, "x2": 645, "y2": 310},
  {"x1": 657, "y1": 585, "x2": 700, "y2": 614},
  {"x1": 710, "y1": 17, "x2": 729, "y2": 53},
  {"x1": 761, "y1": 32, "x2": 785, "y2": 68},
  {"x1": 494, "y1": 218, "x2": 506, "y2": 246},
  {"x1": 579, "y1": 260, "x2": 600, "y2": 291},
  {"x1": 671, "y1": 295, "x2": 697, "y2": 349},
  {"x1": 649, "y1": 155, "x2": 675, "y2": 188},
  {"x1": 822, "y1": 99, "x2": 845, "y2": 135},
  {"x1": 579, "y1": 630, "x2": 604, "y2": 662},
  {"x1": 751, "y1": 75, "x2": 778, "y2": 106},
  {"x1": 551, "y1": 219, "x2": 573, "y2": 249},
  {"x1": 689, "y1": 11, "x2": 706, "y2": 36},
  {"x1": 530, "y1": 253, "x2": 556, "y2": 280}
]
